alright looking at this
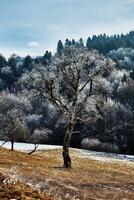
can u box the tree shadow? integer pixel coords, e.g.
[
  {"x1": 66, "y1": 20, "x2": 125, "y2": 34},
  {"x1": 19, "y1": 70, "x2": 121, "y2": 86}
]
[{"x1": 50, "y1": 165, "x2": 72, "y2": 171}]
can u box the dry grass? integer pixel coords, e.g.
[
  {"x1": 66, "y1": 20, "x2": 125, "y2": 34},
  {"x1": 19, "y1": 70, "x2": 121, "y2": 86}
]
[
  {"x1": 0, "y1": 172, "x2": 53, "y2": 200},
  {"x1": 0, "y1": 147, "x2": 134, "y2": 200}
]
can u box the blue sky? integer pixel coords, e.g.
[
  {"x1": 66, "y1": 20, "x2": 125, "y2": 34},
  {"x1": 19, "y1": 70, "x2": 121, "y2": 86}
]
[{"x1": 0, "y1": 0, "x2": 134, "y2": 57}]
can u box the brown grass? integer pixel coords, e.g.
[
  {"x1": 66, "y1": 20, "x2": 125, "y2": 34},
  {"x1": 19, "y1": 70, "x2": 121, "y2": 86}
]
[
  {"x1": 0, "y1": 147, "x2": 134, "y2": 200},
  {"x1": 0, "y1": 172, "x2": 53, "y2": 200}
]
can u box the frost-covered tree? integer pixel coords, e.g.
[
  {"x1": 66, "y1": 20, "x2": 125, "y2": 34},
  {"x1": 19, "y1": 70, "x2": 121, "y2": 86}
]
[
  {"x1": 25, "y1": 114, "x2": 42, "y2": 133},
  {"x1": 108, "y1": 48, "x2": 134, "y2": 70},
  {"x1": 99, "y1": 99, "x2": 132, "y2": 133},
  {"x1": 3, "y1": 110, "x2": 27, "y2": 151},
  {"x1": 28, "y1": 128, "x2": 52, "y2": 154},
  {"x1": 0, "y1": 92, "x2": 31, "y2": 150},
  {"x1": 20, "y1": 47, "x2": 115, "y2": 167}
]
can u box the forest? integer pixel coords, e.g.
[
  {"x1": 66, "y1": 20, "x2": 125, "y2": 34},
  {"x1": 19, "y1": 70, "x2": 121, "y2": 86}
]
[{"x1": 0, "y1": 30, "x2": 134, "y2": 161}]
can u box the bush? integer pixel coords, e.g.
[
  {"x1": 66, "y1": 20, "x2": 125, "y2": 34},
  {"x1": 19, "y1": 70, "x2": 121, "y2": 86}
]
[{"x1": 81, "y1": 137, "x2": 119, "y2": 153}]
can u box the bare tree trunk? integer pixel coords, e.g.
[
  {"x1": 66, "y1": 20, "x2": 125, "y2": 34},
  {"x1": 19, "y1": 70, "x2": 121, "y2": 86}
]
[
  {"x1": 0, "y1": 141, "x2": 7, "y2": 147},
  {"x1": 62, "y1": 121, "x2": 75, "y2": 168},
  {"x1": 11, "y1": 139, "x2": 14, "y2": 151},
  {"x1": 28, "y1": 144, "x2": 39, "y2": 155}
]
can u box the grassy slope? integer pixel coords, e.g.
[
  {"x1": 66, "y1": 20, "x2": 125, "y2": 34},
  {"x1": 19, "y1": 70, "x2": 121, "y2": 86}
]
[{"x1": 0, "y1": 147, "x2": 134, "y2": 200}]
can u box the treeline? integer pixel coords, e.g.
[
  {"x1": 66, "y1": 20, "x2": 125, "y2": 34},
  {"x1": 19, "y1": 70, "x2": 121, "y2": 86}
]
[
  {"x1": 56, "y1": 30, "x2": 134, "y2": 55},
  {"x1": 86, "y1": 31, "x2": 134, "y2": 54}
]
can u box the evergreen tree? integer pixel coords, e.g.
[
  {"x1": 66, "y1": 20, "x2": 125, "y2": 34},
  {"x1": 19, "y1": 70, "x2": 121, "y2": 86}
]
[
  {"x1": 79, "y1": 38, "x2": 84, "y2": 47},
  {"x1": 65, "y1": 39, "x2": 71, "y2": 48},
  {"x1": 42, "y1": 51, "x2": 52, "y2": 65},
  {"x1": 86, "y1": 37, "x2": 92, "y2": 49},
  {"x1": 0, "y1": 54, "x2": 7, "y2": 69},
  {"x1": 71, "y1": 39, "x2": 76, "y2": 46},
  {"x1": 44, "y1": 51, "x2": 52, "y2": 61},
  {"x1": 34, "y1": 57, "x2": 40, "y2": 65},
  {"x1": 23, "y1": 55, "x2": 32, "y2": 70},
  {"x1": 122, "y1": 73, "x2": 127, "y2": 83},
  {"x1": 8, "y1": 57, "x2": 17, "y2": 73},
  {"x1": 57, "y1": 40, "x2": 64, "y2": 55}
]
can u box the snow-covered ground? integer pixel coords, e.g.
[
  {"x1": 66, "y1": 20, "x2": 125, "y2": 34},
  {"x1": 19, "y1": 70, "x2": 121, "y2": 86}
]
[
  {"x1": 75, "y1": 149, "x2": 134, "y2": 162},
  {"x1": 0, "y1": 140, "x2": 134, "y2": 162},
  {"x1": 0, "y1": 141, "x2": 61, "y2": 151}
]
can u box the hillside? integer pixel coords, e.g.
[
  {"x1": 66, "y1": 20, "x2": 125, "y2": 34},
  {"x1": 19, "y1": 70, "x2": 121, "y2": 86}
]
[
  {"x1": 1, "y1": 46, "x2": 134, "y2": 156},
  {"x1": 0, "y1": 147, "x2": 134, "y2": 200}
]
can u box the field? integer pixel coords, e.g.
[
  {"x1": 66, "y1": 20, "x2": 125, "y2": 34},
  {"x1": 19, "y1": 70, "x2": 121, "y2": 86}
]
[{"x1": 0, "y1": 147, "x2": 134, "y2": 200}]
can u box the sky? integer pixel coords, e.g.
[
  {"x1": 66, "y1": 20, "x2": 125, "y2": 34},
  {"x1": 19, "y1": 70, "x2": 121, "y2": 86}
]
[{"x1": 0, "y1": 0, "x2": 134, "y2": 58}]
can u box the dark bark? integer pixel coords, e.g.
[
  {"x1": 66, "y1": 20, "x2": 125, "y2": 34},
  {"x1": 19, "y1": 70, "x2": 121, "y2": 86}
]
[
  {"x1": 11, "y1": 139, "x2": 14, "y2": 151},
  {"x1": 62, "y1": 121, "x2": 75, "y2": 168},
  {"x1": 0, "y1": 141, "x2": 7, "y2": 147},
  {"x1": 28, "y1": 144, "x2": 39, "y2": 155}
]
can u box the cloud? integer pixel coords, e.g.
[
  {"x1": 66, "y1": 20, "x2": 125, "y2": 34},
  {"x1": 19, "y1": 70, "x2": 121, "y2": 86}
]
[
  {"x1": 28, "y1": 41, "x2": 39, "y2": 47},
  {"x1": 0, "y1": 0, "x2": 134, "y2": 57}
]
